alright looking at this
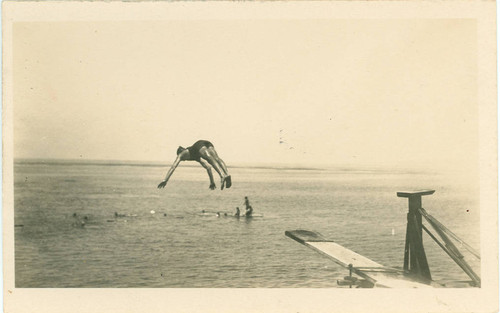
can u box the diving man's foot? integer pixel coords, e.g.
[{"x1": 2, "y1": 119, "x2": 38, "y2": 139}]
[{"x1": 225, "y1": 175, "x2": 232, "y2": 189}]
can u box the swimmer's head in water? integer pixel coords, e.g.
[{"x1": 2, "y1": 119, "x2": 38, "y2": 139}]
[{"x1": 177, "y1": 146, "x2": 185, "y2": 155}]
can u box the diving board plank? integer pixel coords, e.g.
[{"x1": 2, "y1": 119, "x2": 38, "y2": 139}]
[
  {"x1": 285, "y1": 230, "x2": 433, "y2": 288},
  {"x1": 397, "y1": 190, "x2": 435, "y2": 198},
  {"x1": 308, "y1": 241, "x2": 383, "y2": 269}
]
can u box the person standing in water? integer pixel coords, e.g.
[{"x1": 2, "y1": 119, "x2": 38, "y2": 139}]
[
  {"x1": 244, "y1": 196, "x2": 251, "y2": 209},
  {"x1": 235, "y1": 207, "x2": 240, "y2": 217},
  {"x1": 244, "y1": 196, "x2": 253, "y2": 217},
  {"x1": 157, "y1": 140, "x2": 231, "y2": 190}
]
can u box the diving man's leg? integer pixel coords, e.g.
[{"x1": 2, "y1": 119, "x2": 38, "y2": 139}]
[
  {"x1": 199, "y1": 147, "x2": 227, "y2": 190},
  {"x1": 207, "y1": 147, "x2": 231, "y2": 188},
  {"x1": 198, "y1": 158, "x2": 217, "y2": 190}
]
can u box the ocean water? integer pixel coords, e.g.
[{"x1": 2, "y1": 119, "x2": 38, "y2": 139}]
[{"x1": 13, "y1": 160, "x2": 480, "y2": 288}]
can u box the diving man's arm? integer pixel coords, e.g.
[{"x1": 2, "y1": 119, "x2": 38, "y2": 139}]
[{"x1": 157, "y1": 155, "x2": 182, "y2": 189}]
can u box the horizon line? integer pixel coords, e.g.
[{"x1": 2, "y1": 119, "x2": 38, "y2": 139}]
[{"x1": 13, "y1": 157, "x2": 444, "y2": 173}]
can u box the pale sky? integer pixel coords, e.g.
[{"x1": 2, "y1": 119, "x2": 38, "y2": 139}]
[{"x1": 13, "y1": 19, "x2": 477, "y2": 169}]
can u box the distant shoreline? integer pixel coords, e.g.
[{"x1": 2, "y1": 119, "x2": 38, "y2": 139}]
[
  {"x1": 13, "y1": 158, "x2": 327, "y2": 171},
  {"x1": 13, "y1": 158, "x2": 442, "y2": 174}
]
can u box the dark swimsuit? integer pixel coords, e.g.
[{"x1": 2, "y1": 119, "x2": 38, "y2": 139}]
[{"x1": 186, "y1": 140, "x2": 214, "y2": 161}]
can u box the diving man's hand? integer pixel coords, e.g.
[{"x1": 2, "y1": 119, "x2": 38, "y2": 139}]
[
  {"x1": 209, "y1": 183, "x2": 216, "y2": 190},
  {"x1": 157, "y1": 180, "x2": 167, "y2": 189}
]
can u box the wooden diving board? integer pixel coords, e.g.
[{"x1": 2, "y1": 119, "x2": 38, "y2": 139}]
[
  {"x1": 285, "y1": 230, "x2": 434, "y2": 288},
  {"x1": 397, "y1": 190, "x2": 435, "y2": 198}
]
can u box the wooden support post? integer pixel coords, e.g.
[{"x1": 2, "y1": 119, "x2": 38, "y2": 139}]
[{"x1": 397, "y1": 190, "x2": 435, "y2": 283}]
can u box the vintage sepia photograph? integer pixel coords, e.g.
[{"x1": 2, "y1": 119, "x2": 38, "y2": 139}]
[{"x1": 3, "y1": 1, "x2": 497, "y2": 312}]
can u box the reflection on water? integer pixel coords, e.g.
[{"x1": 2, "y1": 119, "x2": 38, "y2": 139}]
[{"x1": 14, "y1": 161, "x2": 480, "y2": 287}]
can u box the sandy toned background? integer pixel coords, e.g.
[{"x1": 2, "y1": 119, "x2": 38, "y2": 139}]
[{"x1": 3, "y1": 1, "x2": 497, "y2": 312}]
